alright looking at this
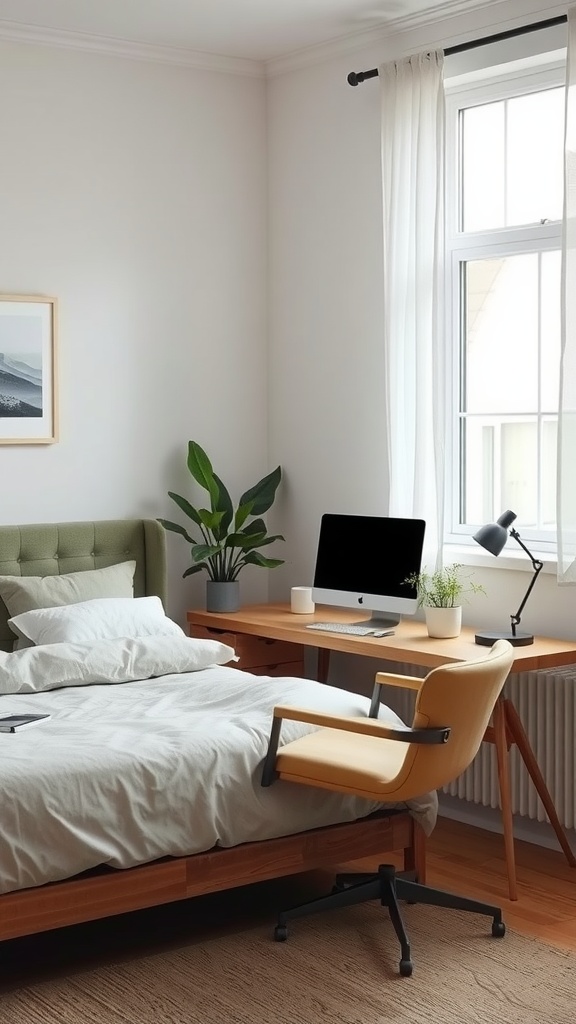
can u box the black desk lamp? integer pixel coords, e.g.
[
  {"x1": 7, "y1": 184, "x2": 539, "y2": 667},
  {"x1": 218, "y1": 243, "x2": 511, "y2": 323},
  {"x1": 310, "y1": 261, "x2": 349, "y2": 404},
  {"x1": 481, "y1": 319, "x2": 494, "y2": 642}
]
[{"x1": 473, "y1": 510, "x2": 543, "y2": 647}]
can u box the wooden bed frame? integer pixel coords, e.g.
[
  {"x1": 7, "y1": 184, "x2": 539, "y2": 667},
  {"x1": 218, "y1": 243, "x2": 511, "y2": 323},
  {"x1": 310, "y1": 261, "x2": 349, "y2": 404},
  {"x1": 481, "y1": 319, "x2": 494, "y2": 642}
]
[{"x1": 0, "y1": 518, "x2": 424, "y2": 943}]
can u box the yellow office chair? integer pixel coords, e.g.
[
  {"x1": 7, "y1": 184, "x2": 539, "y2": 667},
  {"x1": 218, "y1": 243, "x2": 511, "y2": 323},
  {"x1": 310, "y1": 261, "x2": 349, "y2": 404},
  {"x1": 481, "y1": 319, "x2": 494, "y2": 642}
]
[{"x1": 261, "y1": 638, "x2": 514, "y2": 977}]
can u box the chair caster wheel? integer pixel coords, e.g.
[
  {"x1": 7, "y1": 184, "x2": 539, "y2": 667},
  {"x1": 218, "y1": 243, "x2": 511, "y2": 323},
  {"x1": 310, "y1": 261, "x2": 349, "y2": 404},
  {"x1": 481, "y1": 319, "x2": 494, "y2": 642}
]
[
  {"x1": 399, "y1": 959, "x2": 413, "y2": 977},
  {"x1": 274, "y1": 924, "x2": 288, "y2": 942},
  {"x1": 492, "y1": 920, "x2": 506, "y2": 938}
]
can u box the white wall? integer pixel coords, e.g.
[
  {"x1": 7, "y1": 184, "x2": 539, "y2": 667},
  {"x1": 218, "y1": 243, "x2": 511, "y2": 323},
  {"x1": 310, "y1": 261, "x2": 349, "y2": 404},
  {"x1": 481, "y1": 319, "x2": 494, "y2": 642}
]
[
  {"x1": 267, "y1": 1, "x2": 576, "y2": 693},
  {"x1": 0, "y1": 40, "x2": 268, "y2": 626},
  {"x1": 1, "y1": 2, "x2": 574, "y2": 647}
]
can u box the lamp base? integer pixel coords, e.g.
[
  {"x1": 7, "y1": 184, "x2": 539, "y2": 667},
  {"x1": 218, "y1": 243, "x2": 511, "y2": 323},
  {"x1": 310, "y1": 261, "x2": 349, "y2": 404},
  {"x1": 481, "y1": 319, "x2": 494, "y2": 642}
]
[{"x1": 475, "y1": 630, "x2": 534, "y2": 647}]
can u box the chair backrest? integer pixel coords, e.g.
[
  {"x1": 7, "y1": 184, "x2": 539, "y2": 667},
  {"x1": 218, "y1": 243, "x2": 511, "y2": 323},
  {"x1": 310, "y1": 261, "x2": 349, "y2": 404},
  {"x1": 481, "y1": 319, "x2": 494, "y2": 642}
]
[{"x1": 391, "y1": 639, "x2": 514, "y2": 799}]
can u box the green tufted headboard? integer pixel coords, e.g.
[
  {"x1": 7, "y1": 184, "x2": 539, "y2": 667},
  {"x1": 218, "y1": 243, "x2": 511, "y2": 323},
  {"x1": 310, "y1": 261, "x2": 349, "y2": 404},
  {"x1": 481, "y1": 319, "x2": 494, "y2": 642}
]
[{"x1": 0, "y1": 519, "x2": 166, "y2": 653}]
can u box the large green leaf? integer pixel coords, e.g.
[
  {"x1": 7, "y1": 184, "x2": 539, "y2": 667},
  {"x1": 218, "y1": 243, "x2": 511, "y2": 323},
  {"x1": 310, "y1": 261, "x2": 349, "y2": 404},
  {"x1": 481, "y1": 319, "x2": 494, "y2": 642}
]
[
  {"x1": 253, "y1": 533, "x2": 284, "y2": 546},
  {"x1": 192, "y1": 543, "x2": 221, "y2": 562},
  {"x1": 157, "y1": 518, "x2": 196, "y2": 545},
  {"x1": 167, "y1": 492, "x2": 203, "y2": 528},
  {"x1": 213, "y1": 473, "x2": 234, "y2": 537},
  {"x1": 242, "y1": 551, "x2": 285, "y2": 568},
  {"x1": 239, "y1": 518, "x2": 266, "y2": 536},
  {"x1": 239, "y1": 466, "x2": 282, "y2": 516},
  {"x1": 197, "y1": 507, "x2": 225, "y2": 534},
  {"x1": 182, "y1": 562, "x2": 209, "y2": 578},
  {"x1": 226, "y1": 532, "x2": 284, "y2": 553},
  {"x1": 237, "y1": 520, "x2": 284, "y2": 545},
  {"x1": 225, "y1": 530, "x2": 267, "y2": 550},
  {"x1": 187, "y1": 441, "x2": 219, "y2": 506},
  {"x1": 234, "y1": 501, "x2": 255, "y2": 530}
]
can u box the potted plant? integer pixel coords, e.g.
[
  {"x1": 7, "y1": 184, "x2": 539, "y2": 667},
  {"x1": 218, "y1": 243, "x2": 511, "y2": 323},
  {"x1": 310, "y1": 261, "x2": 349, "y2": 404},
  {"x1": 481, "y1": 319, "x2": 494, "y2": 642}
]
[
  {"x1": 403, "y1": 564, "x2": 485, "y2": 638},
  {"x1": 159, "y1": 441, "x2": 284, "y2": 612}
]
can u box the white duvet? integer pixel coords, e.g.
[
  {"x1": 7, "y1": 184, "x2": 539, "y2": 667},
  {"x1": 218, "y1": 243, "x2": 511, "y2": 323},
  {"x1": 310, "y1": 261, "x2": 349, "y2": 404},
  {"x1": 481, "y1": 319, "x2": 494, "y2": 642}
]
[{"x1": 0, "y1": 636, "x2": 437, "y2": 896}]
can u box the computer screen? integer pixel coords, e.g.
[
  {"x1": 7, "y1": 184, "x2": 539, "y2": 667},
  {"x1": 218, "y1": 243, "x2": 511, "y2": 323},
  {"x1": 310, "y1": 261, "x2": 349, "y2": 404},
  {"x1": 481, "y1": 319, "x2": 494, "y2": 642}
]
[{"x1": 312, "y1": 513, "x2": 426, "y2": 628}]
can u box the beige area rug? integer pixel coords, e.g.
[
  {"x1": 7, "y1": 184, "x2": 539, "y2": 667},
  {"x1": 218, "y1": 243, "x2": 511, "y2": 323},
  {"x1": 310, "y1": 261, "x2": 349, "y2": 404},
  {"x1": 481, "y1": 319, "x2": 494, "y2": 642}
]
[{"x1": 1, "y1": 901, "x2": 574, "y2": 1024}]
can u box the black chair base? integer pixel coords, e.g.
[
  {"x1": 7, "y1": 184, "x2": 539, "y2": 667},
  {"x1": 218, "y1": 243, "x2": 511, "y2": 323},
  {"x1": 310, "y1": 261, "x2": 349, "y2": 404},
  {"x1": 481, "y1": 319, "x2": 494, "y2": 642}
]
[{"x1": 273, "y1": 866, "x2": 505, "y2": 977}]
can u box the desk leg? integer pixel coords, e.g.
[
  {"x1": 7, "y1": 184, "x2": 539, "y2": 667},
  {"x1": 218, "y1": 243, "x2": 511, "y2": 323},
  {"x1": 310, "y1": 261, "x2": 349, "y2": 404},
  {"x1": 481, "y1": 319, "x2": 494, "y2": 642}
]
[
  {"x1": 503, "y1": 698, "x2": 576, "y2": 868},
  {"x1": 317, "y1": 649, "x2": 330, "y2": 684},
  {"x1": 492, "y1": 698, "x2": 518, "y2": 901}
]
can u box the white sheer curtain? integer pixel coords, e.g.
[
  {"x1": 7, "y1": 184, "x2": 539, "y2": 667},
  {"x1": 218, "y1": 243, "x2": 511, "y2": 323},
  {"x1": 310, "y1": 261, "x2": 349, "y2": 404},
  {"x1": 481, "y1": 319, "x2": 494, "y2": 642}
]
[
  {"x1": 558, "y1": 7, "x2": 576, "y2": 583},
  {"x1": 380, "y1": 51, "x2": 446, "y2": 567}
]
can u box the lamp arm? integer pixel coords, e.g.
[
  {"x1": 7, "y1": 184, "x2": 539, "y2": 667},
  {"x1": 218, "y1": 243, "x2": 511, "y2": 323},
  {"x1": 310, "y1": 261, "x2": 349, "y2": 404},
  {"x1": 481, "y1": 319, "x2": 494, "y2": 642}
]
[{"x1": 509, "y1": 529, "x2": 544, "y2": 635}]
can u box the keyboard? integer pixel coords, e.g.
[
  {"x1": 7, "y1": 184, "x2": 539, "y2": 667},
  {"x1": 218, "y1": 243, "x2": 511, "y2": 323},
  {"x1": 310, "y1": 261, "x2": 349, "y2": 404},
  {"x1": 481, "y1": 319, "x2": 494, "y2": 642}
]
[{"x1": 305, "y1": 622, "x2": 395, "y2": 637}]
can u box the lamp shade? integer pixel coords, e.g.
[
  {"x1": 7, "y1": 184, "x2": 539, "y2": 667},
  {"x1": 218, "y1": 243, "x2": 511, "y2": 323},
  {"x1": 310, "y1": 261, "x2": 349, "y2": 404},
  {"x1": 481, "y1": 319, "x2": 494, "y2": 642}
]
[{"x1": 473, "y1": 510, "x2": 517, "y2": 557}]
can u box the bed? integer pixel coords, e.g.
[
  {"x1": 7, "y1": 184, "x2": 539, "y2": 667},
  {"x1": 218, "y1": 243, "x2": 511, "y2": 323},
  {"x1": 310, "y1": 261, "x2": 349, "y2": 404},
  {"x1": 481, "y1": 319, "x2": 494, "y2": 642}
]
[{"x1": 0, "y1": 519, "x2": 436, "y2": 944}]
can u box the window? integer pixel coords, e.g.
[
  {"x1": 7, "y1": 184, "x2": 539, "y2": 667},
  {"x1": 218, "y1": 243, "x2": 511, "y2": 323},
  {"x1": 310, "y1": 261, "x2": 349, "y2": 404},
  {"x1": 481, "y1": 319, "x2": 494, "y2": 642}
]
[{"x1": 445, "y1": 63, "x2": 565, "y2": 553}]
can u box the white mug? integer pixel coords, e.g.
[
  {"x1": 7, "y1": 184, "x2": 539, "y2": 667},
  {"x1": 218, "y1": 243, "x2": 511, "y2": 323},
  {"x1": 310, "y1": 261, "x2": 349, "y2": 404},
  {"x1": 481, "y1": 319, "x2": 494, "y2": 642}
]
[{"x1": 291, "y1": 586, "x2": 315, "y2": 614}]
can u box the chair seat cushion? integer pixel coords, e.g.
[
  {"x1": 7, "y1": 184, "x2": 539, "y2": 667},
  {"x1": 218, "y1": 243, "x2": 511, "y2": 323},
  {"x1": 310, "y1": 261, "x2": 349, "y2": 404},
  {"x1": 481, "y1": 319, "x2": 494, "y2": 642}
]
[{"x1": 276, "y1": 726, "x2": 408, "y2": 799}]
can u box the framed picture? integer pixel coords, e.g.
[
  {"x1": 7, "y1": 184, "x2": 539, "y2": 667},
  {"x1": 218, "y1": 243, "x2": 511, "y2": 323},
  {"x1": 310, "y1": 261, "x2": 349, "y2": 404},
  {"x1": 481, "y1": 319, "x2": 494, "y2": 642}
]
[{"x1": 0, "y1": 295, "x2": 58, "y2": 444}]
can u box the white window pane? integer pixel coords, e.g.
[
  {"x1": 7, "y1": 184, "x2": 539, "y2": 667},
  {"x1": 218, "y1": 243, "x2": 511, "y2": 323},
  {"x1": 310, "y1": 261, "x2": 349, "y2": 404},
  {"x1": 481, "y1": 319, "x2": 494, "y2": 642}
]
[
  {"x1": 500, "y1": 421, "x2": 537, "y2": 523},
  {"x1": 507, "y1": 89, "x2": 564, "y2": 226},
  {"x1": 461, "y1": 88, "x2": 564, "y2": 232},
  {"x1": 465, "y1": 255, "x2": 538, "y2": 414},
  {"x1": 542, "y1": 419, "x2": 558, "y2": 525},
  {"x1": 541, "y1": 250, "x2": 561, "y2": 410},
  {"x1": 462, "y1": 416, "x2": 557, "y2": 529},
  {"x1": 463, "y1": 419, "x2": 495, "y2": 524},
  {"x1": 462, "y1": 103, "x2": 505, "y2": 231}
]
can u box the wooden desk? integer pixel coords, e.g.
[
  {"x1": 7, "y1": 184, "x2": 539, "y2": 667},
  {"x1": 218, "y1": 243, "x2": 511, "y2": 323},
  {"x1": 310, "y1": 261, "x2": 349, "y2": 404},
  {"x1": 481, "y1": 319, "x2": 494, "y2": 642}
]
[{"x1": 187, "y1": 603, "x2": 576, "y2": 900}]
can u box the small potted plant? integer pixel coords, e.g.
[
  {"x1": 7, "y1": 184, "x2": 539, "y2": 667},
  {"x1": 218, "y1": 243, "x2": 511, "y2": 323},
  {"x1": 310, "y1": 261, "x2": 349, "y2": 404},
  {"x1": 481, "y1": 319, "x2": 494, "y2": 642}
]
[
  {"x1": 159, "y1": 441, "x2": 284, "y2": 612},
  {"x1": 403, "y1": 564, "x2": 485, "y2": 638}
]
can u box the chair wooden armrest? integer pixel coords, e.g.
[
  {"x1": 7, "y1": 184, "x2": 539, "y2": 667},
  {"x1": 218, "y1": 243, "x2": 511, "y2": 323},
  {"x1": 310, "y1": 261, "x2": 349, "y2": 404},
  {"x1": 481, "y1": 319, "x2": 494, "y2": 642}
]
[
  {"x1": 261, "y1": 704, "x2": 450, "y2": 787},
  {"x1": 375, "y1": 672, "x2": 424, "y2": 690},
  {"x1": 272, "y1": 703, "x2": 437, "y2": 739},
  {"x1": 369, "y1": 672, "x2": 423, "y2": 718}
]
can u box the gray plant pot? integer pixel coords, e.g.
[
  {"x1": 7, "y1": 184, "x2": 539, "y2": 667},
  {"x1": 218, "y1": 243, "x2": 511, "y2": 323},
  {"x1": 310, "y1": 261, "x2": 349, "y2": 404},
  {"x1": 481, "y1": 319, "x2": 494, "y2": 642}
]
[{"x1": 206, "y1": 581, "x2": 240, "y2": 613}]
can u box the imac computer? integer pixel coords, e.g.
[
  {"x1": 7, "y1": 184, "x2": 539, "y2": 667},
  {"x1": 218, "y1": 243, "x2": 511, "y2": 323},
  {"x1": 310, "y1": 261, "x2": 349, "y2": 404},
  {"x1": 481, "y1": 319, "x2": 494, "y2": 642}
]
[{"x1": 311, "y1": 513, "x2": 426, "y2": 630}]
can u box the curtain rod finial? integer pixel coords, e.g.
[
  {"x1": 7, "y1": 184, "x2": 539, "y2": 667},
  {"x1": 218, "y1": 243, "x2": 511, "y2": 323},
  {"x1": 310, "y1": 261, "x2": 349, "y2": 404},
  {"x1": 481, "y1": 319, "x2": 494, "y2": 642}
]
[{"x1": 347, "y1": 68, "x2": 379, "y2": 86}]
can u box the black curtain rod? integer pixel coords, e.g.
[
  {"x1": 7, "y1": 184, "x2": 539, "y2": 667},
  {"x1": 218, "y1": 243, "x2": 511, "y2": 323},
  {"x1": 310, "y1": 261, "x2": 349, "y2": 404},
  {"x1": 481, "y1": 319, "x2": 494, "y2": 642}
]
[{"x1": 347, "y1": 14, "x2": 567, "y2": 86}]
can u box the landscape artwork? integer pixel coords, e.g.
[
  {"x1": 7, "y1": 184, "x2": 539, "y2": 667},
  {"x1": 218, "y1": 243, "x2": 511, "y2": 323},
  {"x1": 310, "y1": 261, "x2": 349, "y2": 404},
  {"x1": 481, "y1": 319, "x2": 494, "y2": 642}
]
[
  {"x1": 0, "y1": 296, "x2": 57, "y2": 444},
  {"x1": 0, "y1": 325, "x2": 43, "y2": 418}
]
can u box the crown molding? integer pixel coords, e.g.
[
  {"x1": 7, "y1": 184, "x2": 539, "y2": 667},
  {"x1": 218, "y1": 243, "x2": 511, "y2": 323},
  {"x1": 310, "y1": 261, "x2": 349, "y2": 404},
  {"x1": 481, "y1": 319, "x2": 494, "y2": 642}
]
[
  {"x1": 0, "y1": 18, "x2": 265, "y2": 77},
  {"x1": 265, "y1": 0, "x2": 568, "y2": 78},
  {"x1": 0, "y1": 1, "x2": 567, "y2": 80}
]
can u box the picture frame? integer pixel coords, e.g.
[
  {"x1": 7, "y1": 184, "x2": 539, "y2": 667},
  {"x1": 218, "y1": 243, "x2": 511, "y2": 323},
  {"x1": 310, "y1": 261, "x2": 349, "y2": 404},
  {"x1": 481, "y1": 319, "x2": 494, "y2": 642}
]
[{"x1": 0, "y1": 295, "x2": 58, "y2": 444}]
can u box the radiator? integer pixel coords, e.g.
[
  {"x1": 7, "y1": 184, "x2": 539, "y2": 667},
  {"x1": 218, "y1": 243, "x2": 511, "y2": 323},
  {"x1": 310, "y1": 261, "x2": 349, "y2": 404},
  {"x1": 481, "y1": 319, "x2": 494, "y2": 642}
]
[{"x1": 378, "y1": 663, "x2": 576, "y2": 830}]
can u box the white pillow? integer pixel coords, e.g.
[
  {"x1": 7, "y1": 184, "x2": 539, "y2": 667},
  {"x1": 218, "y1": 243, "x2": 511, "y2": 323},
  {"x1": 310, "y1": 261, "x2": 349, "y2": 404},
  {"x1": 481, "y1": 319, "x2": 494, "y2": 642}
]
[
  {"x1": 0, "y1": 635, "x2": 237, "y2": 695},
  {"x1": 8, "y1": 596, "x2": 184, "y2": 646}
]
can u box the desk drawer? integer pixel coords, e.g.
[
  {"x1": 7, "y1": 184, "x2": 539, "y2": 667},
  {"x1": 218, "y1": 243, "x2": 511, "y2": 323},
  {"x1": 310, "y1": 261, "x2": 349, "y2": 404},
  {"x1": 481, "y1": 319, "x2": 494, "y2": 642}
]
[
  {"x1": 189, "y1": 625, "x2": 304, "y2": 676},
  {"x1": 263, "y1": 660, "x2": 305, "y2": 678}
]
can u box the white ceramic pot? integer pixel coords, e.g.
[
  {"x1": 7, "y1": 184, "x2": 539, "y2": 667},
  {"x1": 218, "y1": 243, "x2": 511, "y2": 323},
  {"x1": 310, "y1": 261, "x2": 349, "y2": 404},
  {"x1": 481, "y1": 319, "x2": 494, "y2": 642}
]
[{"x1": 424, "y1": 605, "x2": 462, "y2": 639}]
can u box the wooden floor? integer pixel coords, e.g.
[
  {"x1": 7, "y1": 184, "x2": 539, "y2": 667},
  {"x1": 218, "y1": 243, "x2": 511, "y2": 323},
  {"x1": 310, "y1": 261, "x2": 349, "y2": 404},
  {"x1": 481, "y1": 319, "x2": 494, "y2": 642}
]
[{"x1": 364, "y1": 816, "x2": 576, "y2": 951}]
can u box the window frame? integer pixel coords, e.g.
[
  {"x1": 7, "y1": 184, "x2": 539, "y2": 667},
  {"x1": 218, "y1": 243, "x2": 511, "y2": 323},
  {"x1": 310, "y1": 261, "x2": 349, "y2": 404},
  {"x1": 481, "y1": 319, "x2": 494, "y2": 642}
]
[{"x1": 443, "y1": 58, "x2": 566, "y2": 557}]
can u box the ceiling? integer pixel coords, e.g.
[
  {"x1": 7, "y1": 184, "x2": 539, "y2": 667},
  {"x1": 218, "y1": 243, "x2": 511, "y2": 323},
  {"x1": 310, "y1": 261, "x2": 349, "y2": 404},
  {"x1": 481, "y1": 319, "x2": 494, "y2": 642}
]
[{"x1": 0, "y1": 0, "x2": 507, "y2": 62}]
